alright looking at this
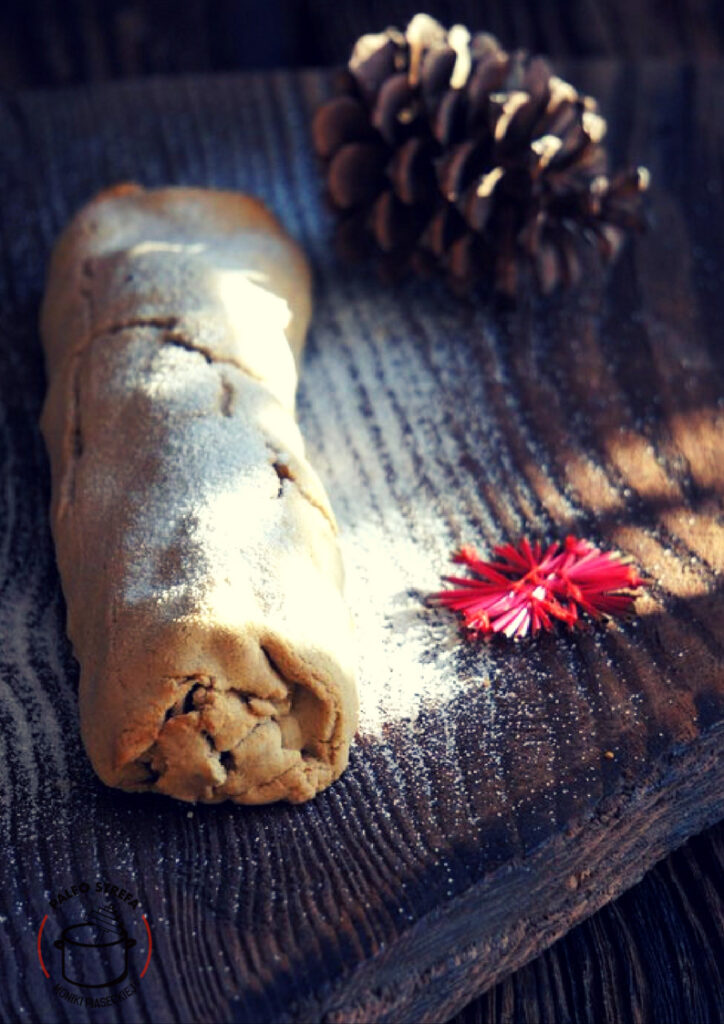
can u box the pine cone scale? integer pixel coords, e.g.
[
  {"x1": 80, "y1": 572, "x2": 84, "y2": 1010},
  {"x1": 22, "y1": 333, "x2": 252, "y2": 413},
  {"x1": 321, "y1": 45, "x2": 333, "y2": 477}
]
[
  {"x1": 312, "y1": 95, "x2": 373, "y2": 159},
  {"x1": 328, "y1": 142, "x2": 389, "y2": 208}
]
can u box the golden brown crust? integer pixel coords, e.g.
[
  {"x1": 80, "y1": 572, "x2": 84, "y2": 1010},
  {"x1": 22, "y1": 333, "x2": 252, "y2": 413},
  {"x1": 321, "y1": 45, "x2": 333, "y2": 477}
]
[{"x1": 40, "y1": 185, "x2": 358, "y2": 804}]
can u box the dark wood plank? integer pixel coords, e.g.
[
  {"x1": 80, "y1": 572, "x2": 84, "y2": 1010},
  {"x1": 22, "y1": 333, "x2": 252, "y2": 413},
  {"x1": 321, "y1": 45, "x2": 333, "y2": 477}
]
[
  {"x1": 2, "y1": 1, "x2": 724, "y2": 89},
  {"x1": 0, "y1": 62, "x2": 721, "y2": 1023},
  {"x1": 452, "y1": 818, "x2": 724, "y2": 1024}
]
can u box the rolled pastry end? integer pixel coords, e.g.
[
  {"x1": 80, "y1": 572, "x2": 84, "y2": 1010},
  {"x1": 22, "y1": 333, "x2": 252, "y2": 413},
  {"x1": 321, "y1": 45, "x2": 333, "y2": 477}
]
[{"x1": 85, "y1": 624, "x2": 356, "y2": 805}]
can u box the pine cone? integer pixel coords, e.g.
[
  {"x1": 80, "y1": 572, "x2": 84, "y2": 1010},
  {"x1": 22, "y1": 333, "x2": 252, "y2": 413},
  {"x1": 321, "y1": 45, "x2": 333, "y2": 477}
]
[{"x1": 312, "y1": 14, "x2": 650, "y2": 297}]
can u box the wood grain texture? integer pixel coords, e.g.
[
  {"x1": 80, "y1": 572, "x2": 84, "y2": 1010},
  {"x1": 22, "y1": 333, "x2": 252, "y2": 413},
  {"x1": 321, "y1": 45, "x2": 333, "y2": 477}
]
[
  {"x1": 452, "y1": 818, "x2": 724, "y2": 1024},
  {"x1": 0, "y1": 63, "x2": 721, "y2": 1023},
  {"x1": 1, "y1": 0, "x2": 724, "y2": 89}
]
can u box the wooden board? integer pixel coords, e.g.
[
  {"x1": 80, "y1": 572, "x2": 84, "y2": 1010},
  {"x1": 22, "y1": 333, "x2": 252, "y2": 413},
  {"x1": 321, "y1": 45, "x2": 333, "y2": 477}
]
[
  {"x1": 2, "y1": 0, "x2": 724, "y2": 91},
  {"x1": 0, "y1": 63, "x2": 722, "y2": 1023},
  {"x1": 450, "y1": 818, "x2": 724, "y2": 1024}
]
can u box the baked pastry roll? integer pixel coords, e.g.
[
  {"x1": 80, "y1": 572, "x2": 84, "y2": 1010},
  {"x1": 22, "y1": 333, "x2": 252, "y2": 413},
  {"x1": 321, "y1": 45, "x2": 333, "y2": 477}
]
[{"x1": 40, "y1": 184, "x2": 357, "y2": 804}]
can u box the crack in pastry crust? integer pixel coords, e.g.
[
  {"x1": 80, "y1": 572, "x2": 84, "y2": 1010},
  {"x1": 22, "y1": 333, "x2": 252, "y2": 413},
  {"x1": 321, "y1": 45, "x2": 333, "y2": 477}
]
[
  {"x1": 58, "y1": 324, "x2": 338, "y2": 534},
  {"x1": 125, "y1": 662, "x2": 336, "y2": 804}
]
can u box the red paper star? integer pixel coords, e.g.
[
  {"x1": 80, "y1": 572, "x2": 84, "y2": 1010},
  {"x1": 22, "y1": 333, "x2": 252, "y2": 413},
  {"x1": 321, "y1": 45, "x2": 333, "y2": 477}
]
[{"x1": 429, "y1": 536, "x2": 646, "y2": 640}]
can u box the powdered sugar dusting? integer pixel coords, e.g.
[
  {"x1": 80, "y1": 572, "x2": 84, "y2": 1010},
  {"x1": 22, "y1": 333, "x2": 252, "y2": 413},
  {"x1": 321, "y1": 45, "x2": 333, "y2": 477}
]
[
  {"x1": 338, "y1": 516, "x2": 462, "y2": 734},
  {"x1": 297, "y1": 284, "x2": 505, "y2": 737}
]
